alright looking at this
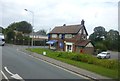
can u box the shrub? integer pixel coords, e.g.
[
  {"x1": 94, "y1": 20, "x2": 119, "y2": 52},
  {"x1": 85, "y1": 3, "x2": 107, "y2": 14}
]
[{"x1": 87, "y1": 57, "x2": 95, "y2": 64}]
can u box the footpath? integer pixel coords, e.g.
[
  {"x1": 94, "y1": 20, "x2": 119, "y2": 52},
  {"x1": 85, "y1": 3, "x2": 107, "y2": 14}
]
[{"x1": 20, "y1": 48, "x2": 116, "y2": 81}]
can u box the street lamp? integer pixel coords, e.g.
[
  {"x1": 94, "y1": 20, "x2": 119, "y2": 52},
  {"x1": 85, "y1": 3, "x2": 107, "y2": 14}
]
[{"x1": 24, "y1": 9, "x2": 34, "y2": 47}]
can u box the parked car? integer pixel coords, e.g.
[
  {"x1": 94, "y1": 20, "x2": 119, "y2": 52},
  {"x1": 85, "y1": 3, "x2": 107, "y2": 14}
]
[
  {"x1": 0, "y1": 33, "x2": 5, "y2": 46},
  {"x1": 97, "y1": 52, "x2": 110, "y2": 59}
]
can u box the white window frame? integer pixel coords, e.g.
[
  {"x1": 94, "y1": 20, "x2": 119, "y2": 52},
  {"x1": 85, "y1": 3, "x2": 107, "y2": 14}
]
[
  {"x1": 52, "y1": 34, "x2": 57, "y2": 38},
  {"x1": 59, "y1": 34, "x2": 62, "y2": 38},
  {"x1": 65, "y1": 34, "x2": 72, "y2": 38}
]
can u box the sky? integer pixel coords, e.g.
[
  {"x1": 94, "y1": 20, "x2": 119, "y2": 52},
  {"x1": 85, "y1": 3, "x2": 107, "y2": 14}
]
[{"x1": 0, "y1": 0, "x2": 119, "y2": 35}]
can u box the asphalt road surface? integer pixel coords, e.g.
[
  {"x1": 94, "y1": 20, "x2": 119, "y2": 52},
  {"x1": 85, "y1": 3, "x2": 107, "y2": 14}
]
[
  {"x1": 107, "y1": 51, "x2": 119, "y2": 60},
  {"x1": 1, "y1": 45, "x2": 89, "y2": 81}
]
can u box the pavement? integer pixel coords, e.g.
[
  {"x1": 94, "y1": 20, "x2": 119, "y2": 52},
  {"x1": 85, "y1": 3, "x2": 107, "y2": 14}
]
[{"x1": 19, "y1": 47, "x2": 117, "y2": 81}]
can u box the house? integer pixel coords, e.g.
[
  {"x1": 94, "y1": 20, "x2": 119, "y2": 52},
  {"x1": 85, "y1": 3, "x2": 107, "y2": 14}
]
[
  {"x1": 26, "y1": 32, "x2": 47, "y2": 46},
  {"x1": 47, "y1": 20, "x2": 94, "y2": 54}
]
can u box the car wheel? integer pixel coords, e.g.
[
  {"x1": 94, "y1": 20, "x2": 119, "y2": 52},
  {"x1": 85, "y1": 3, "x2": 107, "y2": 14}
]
[
  {"x1": 104, "y1": 56, "x2": 106, "y2": 59},
  {"x1": 97, "y1": 56, "x2": 100, "y2": 59}
]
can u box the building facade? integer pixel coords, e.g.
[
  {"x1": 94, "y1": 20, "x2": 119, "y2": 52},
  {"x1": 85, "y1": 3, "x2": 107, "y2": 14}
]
[{"x1": 47, "y1": 20, "x2": 94, "y2": 54}]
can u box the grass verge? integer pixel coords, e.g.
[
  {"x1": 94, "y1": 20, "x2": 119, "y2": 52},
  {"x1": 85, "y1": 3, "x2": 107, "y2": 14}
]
[{"x1": 26, "y1": 48, "x2": 118, "y2": 79}]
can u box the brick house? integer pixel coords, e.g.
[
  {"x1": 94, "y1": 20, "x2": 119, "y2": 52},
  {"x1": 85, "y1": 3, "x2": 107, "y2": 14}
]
[{"x1": 47, "y1": 20, "x2": 94, "y2": 54}]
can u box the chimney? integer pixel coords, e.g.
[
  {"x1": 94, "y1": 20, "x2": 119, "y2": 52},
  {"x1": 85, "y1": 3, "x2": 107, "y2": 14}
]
[
  {"x1": 63, "y1": 24, "x2": 66, "y2": 26},
  {"x1": 81, "y1": 19, "x2": 85, "y2": 25}
]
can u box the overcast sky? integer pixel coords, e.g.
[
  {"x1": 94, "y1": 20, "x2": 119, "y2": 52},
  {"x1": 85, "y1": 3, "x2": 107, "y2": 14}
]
[{"x1": 0, "y1": 0, "x2": 119, "y2": 35}]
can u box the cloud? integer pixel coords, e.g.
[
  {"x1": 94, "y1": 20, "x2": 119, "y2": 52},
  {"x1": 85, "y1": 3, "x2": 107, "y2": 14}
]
[{"x1": 0, "y1": 0, "x2": 119, "y2": 34}]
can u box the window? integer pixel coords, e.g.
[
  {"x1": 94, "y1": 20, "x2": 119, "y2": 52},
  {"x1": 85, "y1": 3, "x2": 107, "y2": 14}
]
[
  {"x1": 52, "y1": 34, "x2": 57, "y2": 38},
  {"x1": 59, "y1": 34, "x2": 62, "y2": 38},
  {"x1": 65, "y1": 34, "x2": 72, "y2": 38},
  {"x1": 67, "y1": 45, "x2": 71, "y2": 50},
  {"x1": 82, "y1": 36, "x2": 86, "y2": 40}
]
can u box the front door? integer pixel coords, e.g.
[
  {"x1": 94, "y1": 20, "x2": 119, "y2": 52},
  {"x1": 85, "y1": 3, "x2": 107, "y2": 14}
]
[
  {"x1": 67, "y1": 45, "x2": 72, "y2": 52},
  {"x1": 65, "y1": 42, "x2": 73, "y2": 52}
]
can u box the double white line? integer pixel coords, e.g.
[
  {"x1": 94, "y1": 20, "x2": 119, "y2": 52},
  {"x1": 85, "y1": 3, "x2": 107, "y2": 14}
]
[
  {"x1": 1, "y1": 70, "x2": 9, "y2": 81},
  {"x1": 1, "y1": 67, "x2": 24, "y2": 81}
]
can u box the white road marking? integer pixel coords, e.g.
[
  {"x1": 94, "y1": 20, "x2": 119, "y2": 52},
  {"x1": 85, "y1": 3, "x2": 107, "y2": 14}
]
[
  {"x1": 4, "y1": 67, "x2": 23, "y2": 80},
  {"x1": 4, "y1": 67, "x2": 14, "y2": 75},
  {"x1": 18, "y1": 49, "x2": 89, "y2": 79},
  {"x1": 1, "y1": 70, "x2": 9, "y2": 81}
]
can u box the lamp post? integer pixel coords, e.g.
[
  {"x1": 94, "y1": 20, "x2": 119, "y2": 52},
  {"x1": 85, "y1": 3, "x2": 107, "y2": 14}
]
[{"x1": 24, "y1": 9, "x2": 34, "y2": 47}]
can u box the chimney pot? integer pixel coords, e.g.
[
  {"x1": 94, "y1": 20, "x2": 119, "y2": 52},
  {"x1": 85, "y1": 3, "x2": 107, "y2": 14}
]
[
  {"x1": 81, "y1": 19, "x2": 85, "y2": 25},
  {"x1": 63, "y1": 24, "x2": 66, "y2": 26}
]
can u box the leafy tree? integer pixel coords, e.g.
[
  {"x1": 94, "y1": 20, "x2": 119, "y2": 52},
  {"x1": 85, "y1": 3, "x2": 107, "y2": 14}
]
[
  {"x1": 106, "y1": 30, "x2": 119, "y2": 41},
  {"x1": 89, "y1": 26, "x2": 120, "y2": 52},
  {"x1": 16, "y1": 21, "x2": 32, "y2": 34},
  {"x1": 95, "y1": 42, "x2": 107, "y2": 51},
  {"x1": 89, "y1": 26, "x2": 107, "y2": 42},
  {"x1": 7, "y1": 22, "x2": 17, "y2": 30},
  {"x1": 4, "y1": 21, "x2": 32, "y2": 43},
  {"x1": 105, "y1": 30, "x2": 119, "y2": 51},
  {"x1": 6, "y1": 30, "x2": 15, "y2": 43}
]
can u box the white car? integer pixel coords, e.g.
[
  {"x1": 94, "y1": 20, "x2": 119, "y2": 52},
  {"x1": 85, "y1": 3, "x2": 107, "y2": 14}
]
[
  {"x1": 97, "y1": 52, "x2": 110, "y2": 59},
  {"x1": 0, "y1": 33, "x2": 5, "y2": 46}
]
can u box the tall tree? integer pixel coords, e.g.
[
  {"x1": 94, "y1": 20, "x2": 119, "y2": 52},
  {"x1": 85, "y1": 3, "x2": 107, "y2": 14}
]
[
  {"x1": 4, "y1": 21, "x2": 32, "y2": 43},
  {"x1": 106, "y1": 30, "x2": 119, "y2": 50},
  {"x1": 16, "y1": 21, "x2": 32, "y2": 34},
  {"x1": 106, "y1": 30, "x2": 119, "y2": 41},
  {"x1": 89, "y1": 26, "x2": 120, "y2": 51},
  {"x1": 89, "y1": 26, "x2": 107, "y2": 42}
]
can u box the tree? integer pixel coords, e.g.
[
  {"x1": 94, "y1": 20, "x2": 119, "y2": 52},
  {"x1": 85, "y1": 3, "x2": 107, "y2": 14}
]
[
  {"x1": 0, "y1": 26, "x2": 4, "y2": 33},
  {"x1": 95, "y1": 42, "x2": 107, "y2": 51},
  {"x1": 89, "y1": 26, "x2": 120, "y2": 52},
  {"x1": 4, "y1": 21, "x2": 32, "y2": 43},
  {"x1": 6, "y1": 30, "x2": 15, "y2": 43},
  {"x1": 16, "y1": 21, "x2": 32, "y2": 34},
  {"x1": 89, "y1": 26, "x2": 107, "y2": 42},
  {"x1": 106, "y1": 30, "x2": 119, "y2": 41},
  {"x1": 106, "y1": 30, "x2": 119, "y2": 51}
]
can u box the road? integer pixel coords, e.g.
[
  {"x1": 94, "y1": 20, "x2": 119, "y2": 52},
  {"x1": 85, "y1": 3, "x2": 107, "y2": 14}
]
[
  {"x1": 107, "y1": 51, "x2": 119, "y2": 60},
  {"x1": 1, "y1": 45, "x2": 89, "y2": 81}
]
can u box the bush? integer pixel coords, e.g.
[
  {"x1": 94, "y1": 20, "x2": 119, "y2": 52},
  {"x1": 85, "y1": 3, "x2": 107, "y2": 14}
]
[
  {"x1": 95, "y1": 42, "x2": 107, "y2": 51},
  {"x1": 87, "y1": 57, "x2": 95, "y2": 64}
]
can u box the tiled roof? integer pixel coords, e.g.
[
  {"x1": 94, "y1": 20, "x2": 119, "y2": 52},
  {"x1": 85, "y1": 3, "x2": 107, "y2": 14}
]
[
  {"x1": 49, "y1": 24, "x2": 83, "y2": 34},
  {"x1": 75, "y1": 40, "x2": 91, "y2": 47}
]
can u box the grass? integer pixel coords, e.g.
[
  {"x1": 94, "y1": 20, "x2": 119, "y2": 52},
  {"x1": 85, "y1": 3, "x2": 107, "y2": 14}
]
[{"x1": 26, "y1": 48, "x2": 119, "y2": 79}]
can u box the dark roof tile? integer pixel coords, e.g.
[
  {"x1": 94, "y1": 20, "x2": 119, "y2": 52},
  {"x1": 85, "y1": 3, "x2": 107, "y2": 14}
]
[
  {"x1": 50, "y1": 24, "x2": 83, "y2": 34},
  {"x1": 75, "y1": 40, "x2": 91, "y2": 47}
]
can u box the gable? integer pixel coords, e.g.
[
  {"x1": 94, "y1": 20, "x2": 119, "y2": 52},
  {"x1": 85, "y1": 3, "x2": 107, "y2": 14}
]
[
  {"x1": 86, "y1": 42, "x2": 94, "y2": 47},
  {"x1": 78, "y1": 27, "x2": 88, "y2": 35}
]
